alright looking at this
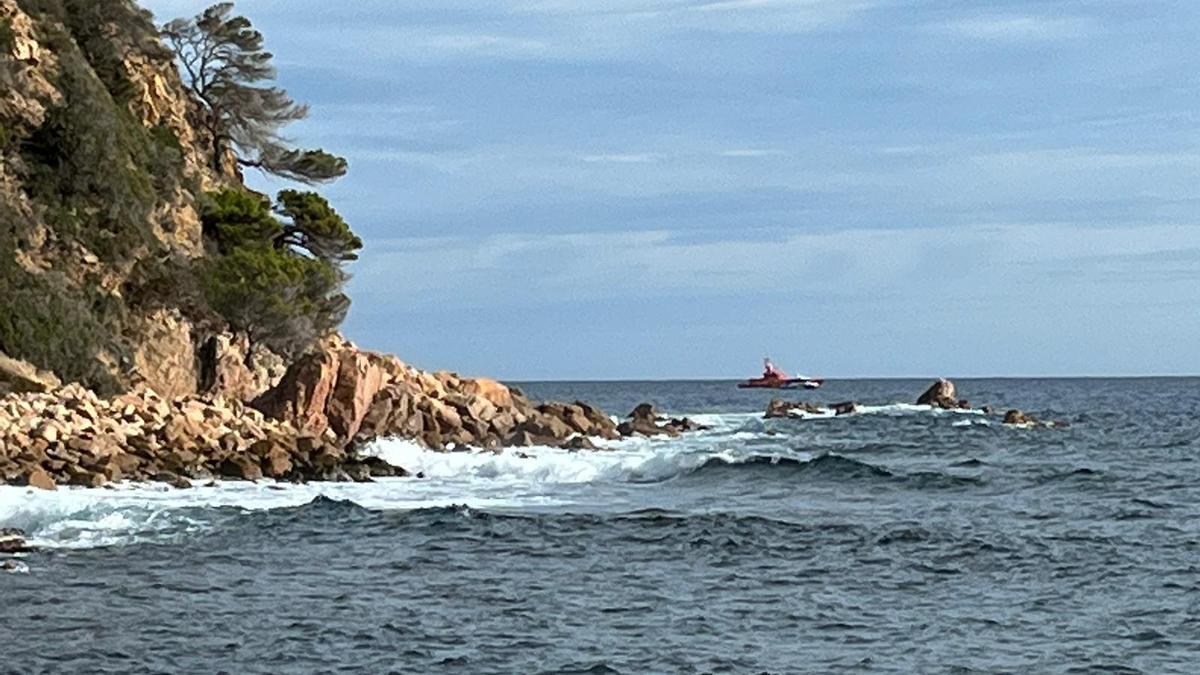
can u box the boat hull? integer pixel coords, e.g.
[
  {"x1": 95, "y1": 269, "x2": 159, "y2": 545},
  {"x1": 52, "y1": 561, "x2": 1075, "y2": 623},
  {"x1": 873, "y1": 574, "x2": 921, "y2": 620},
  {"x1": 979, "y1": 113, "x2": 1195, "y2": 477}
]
[{"x1": 738, "y1": 378, "x2": 824, "y2": 390}]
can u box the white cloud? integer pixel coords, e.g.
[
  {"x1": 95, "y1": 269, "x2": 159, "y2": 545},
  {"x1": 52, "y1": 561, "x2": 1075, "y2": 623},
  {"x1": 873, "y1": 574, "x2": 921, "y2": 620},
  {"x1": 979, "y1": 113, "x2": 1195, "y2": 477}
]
[
  {"x1": 942, "y1": 14, "x2": 1095, "y2": 41},
  {"x1": 720, "y1": 149, "x2": 787, "y2": 157},
  {"x1": 579, "y1": 153, "x2": 662, "y2": 163},
  {"x1": 350, "y1": 222, "x2": 1200, "y2": 312}
]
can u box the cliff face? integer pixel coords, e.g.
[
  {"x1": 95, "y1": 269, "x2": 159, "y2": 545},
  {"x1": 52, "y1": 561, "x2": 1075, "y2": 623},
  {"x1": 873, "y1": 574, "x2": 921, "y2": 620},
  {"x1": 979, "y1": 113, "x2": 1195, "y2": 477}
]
[{"x1": 0, "y1": 0, "x2": 265, "y2": 397}]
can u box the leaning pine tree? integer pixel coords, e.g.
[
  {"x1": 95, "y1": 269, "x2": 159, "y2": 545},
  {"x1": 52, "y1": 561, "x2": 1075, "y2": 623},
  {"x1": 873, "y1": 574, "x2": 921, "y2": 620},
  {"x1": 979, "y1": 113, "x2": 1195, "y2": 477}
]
[{"x1": 162, "y1": 2, "x2": 348, "y2": 183}]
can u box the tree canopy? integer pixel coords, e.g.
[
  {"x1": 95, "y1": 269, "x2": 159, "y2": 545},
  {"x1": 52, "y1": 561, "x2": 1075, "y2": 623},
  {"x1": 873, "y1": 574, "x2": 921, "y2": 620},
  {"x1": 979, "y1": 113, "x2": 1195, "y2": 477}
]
[
  {"x1": 161, "y1": 2, "x2": 347, "y2": 184},
  {"x1": 199, "y1": 188, "x2": 360, "y2": 355}
]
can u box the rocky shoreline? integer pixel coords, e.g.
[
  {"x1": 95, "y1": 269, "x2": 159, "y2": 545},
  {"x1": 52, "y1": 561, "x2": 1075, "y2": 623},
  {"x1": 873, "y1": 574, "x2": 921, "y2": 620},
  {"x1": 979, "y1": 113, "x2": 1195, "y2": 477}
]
[{"x1": 0, "y1": 338, "x2": 700, "y2": 490}]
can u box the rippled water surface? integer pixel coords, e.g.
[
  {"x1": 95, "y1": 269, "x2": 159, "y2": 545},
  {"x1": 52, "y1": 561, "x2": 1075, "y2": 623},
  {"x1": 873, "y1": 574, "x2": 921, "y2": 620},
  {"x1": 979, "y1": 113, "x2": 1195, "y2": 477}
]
[{"x1": 3, "y1": 378, "x2": 1199, "y2": 673}]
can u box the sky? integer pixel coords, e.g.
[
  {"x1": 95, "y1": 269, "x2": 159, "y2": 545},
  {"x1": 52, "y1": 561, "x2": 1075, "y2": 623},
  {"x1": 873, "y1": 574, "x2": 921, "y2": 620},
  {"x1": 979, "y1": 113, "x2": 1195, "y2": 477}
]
[{"x1": 142, "y1": 0, "x2": 1200, "y2": 380}]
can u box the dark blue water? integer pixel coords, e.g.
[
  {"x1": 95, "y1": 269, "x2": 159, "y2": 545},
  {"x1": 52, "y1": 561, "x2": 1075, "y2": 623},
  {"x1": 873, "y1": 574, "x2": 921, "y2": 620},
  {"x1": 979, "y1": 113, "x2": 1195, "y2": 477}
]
[{"x1": 2, "y1": 378, "x2": 1199, "y2": 673}]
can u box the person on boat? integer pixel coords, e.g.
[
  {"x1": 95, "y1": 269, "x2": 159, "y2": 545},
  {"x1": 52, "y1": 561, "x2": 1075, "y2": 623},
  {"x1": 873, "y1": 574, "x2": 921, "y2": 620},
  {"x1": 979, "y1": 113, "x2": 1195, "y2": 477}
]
[{"x1": 762, "y1": 358, "x2": 787, "y2": 381}]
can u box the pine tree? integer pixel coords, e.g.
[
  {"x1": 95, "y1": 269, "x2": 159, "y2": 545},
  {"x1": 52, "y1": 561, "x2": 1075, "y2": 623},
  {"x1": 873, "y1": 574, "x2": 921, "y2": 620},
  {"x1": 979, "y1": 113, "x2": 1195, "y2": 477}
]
[{"x1": 162, "y1": 2, "x2": 347, "y2": 183}]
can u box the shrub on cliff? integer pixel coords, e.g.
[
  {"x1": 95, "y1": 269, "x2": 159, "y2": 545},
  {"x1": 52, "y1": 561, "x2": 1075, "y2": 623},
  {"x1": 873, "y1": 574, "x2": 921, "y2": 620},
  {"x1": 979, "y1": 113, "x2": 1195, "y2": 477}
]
[
  {"x1": 199, "y1": 188, "x2": 359, "y2": 356},
  {"x1": 0, "y1": 252, "x2": 123, "y2": 394},
  {"x1": 15, "y1": 3, "x2": 184, "y2": 262}
]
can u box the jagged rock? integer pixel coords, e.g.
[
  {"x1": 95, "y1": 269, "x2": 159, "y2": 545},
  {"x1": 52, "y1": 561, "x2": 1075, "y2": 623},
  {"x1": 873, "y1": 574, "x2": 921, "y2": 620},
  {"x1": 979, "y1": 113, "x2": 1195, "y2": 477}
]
[
  {"x1": 325, "y1": 349, "x2": 385, "y2": 440},
  {"x1": 252, "y1": 349, "x2": 339, "y2": 434},
  {"x1": 917, "y1": 378, "x2": 959, "y2": 409},
  {"x1": 629, "y1": 403, "x2": 660, "y2": 422}
]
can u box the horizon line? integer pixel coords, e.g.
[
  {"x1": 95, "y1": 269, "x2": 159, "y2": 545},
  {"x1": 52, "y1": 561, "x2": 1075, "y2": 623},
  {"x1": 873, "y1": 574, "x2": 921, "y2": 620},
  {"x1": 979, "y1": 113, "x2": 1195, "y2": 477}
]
[{"x1": 504, "y1": 373, "x2": 1200, "y2": 383}]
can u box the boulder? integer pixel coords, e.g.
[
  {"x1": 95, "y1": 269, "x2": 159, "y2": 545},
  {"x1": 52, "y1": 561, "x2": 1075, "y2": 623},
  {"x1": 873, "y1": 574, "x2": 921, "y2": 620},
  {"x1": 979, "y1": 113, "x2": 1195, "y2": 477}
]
[
  {"x1": 325, "y1": 350, "x2": 385, "y2": 440},
  {"x1": 220, "y1": 455, "x2": 263, "y2": 481},
  {"x1": 252, "y1": 349, "x2": 340, "y2": 435},
  {"x1": 564, "y1": 435, "x2": 597, "y2": 450},
  {"x1": 618, "y1": 418, "x2": 679, "y2": 438},
  {"x1": 458, "y1": 377, "x2": 515, "y2": 410},
  {"x1": 917, "y1": 378, "x2": 958, "y2": 409},
  {"x1": 25, "y1": 467, "x2": 56, "y2": 491}
]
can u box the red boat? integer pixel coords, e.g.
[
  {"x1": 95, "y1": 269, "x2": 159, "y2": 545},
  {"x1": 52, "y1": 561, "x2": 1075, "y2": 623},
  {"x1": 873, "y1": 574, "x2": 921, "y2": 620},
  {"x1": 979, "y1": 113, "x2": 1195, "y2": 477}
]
[{"x1": 737, "y1": 358, "x2": 824, "y2": 390}]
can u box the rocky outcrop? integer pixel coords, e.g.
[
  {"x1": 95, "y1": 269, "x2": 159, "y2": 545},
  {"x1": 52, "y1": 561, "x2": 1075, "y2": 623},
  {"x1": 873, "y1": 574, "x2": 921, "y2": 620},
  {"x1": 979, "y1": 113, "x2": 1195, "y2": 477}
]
[
  {"x1": 0, "y1": 528, "x2": 33, "y2": 554},
  {"x1": 0, "y1": 384, "x2": 406, "y2": 490},
  {"x1": 249, "y1": 339, "x2": 649, "y2": 452},
  {"x1": 616, "y1": 404, "x2": 705, "y2": 437},
  {"x1": 765, "y1": 399, "x2": 823, "y2": 419},
  {"x1": 197, "y1": 333, "x2": 286, "y2": 403},
  {"x1": 0, "y1": 353, "x2": 61, "y2": 395},
  {"x1": 917, "y1": 378, "x2": 958, "y2": 408}
]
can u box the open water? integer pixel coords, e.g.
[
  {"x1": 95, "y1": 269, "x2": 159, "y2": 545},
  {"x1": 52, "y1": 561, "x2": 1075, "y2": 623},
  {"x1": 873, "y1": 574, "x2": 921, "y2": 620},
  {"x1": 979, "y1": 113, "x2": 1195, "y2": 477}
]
[{"x1": 2, "y1": 378, "x2": 1199, "y2": 673}]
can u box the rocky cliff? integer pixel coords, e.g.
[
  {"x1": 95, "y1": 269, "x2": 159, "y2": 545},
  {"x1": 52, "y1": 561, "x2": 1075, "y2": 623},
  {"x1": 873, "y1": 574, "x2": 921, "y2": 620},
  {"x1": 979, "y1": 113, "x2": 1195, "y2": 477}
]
[
  {"x1": 0, "y1": 0, "x2": 700, "y2": 489},
  {"x1": 0, "y1": 0, "x2": 250, "y2": 397}
]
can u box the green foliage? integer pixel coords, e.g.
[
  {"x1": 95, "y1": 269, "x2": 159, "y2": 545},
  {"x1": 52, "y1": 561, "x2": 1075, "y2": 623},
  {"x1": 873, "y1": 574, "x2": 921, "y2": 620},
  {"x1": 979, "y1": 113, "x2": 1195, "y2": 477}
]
[
  {"x1": 198, "y1": 188, "x2": 356, "y2": 356},
  {"x1": 255, "y1": 148, "x2": 348, "y2": 185},
  {"x1": 18, "y1": 37, "x2": 155, "y2": 260},
  {"x1": 200, "y1": 187, "x2": 280, "y2": 250},
  {"x1": 12, "y1": 12, "x2": 188, "y2": 263},
  {"x1": 162, "y1": 3, "x2": 348, "y2": 183},
  {"x1": 275, "y1": 189, "x2": 362, "y2": 262},
  {"x1": 0, "y1": 249, "x2": 123, "y2": 394},
  {"x1": 0, "y1": 17, "x2": 14, "y2": 53},
  {"x1": 201, "y1": 245, "x2": 348, "y2": 355}
]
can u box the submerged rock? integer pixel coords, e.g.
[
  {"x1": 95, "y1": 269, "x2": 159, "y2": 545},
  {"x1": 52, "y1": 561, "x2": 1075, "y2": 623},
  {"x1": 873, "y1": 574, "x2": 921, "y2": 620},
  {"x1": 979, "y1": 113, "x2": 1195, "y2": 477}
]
[{"x1": 1003, "y1": 409, "x2": 1069, "y2": 429}]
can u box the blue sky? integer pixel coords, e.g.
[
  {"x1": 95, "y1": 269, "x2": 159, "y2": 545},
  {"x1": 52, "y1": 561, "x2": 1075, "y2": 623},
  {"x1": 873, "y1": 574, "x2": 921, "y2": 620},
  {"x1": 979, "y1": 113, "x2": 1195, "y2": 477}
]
[{"x1": 144, "y1": 0, "x2": 1200, "y2": 379}]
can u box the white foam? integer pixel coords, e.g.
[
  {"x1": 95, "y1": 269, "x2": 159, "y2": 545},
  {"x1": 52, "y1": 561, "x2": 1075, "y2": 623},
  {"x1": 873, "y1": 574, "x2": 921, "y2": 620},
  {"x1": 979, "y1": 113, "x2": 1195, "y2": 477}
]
[{"x1": 0, "y1": 403, "x2": 973, "y2": 550}]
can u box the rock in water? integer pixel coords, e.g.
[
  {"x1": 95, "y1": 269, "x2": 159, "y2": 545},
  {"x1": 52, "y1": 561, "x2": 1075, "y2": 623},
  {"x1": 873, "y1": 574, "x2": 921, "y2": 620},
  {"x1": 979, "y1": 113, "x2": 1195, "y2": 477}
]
[
  {"x1": 831, "y1": 401, "x2": 859, "y2": 416},
  {"x1": 1003, "y1": 409, "x2": 1033, "y2": 425},
  {"x1": 764, "y1": 399, "x2": 823, "y2": 419},
  {"x1": 1, "y1": 560, "x2": 29, "y2": 573},
  {"x1": 0, "y1": 528, "x2": 35, "y2": 554},
  {"x1": 617, "y1": 403, "x2": 704, "y2": 437},
  {"x1": 917, "y1": 378, "x2": 959, "y2": 409}
]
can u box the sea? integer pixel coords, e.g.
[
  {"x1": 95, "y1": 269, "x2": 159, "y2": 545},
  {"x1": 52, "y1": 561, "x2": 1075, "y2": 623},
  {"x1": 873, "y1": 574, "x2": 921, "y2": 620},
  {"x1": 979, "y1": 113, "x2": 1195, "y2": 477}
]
[{"x1": 2, "y1": 378, "x2": 1198, "y2": 674}]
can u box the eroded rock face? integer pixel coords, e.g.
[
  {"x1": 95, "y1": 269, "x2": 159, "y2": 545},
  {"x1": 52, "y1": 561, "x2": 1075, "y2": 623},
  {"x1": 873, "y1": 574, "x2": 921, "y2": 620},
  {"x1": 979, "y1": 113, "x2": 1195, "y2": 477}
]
[
  {"x1": 129, "y1": 309, "x2": 198, "y2": 400},
  {"x1": 917, "y1": 378, "x2": 960, "y2": 409}
]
